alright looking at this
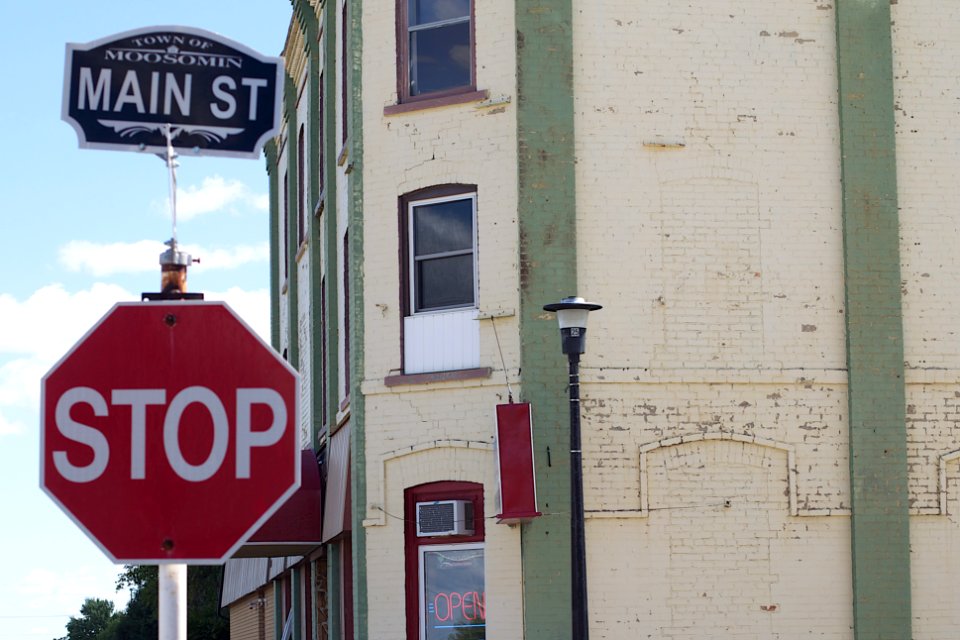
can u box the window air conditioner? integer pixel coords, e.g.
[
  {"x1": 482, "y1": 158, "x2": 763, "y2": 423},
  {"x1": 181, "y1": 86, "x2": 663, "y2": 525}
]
[{"x1": 416, "y1": 500, "x2": 475, "y2": 537}]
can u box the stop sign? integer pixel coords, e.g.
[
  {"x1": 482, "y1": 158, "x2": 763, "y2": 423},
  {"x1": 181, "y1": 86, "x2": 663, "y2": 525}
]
[{"x1": 41, "y1": 301, "x2": 300, "y2": 563}]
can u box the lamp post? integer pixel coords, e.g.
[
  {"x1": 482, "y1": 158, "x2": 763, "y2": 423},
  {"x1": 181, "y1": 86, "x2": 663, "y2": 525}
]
[{"x1": 543, "y1": 296, "x2": 602, "y2": 640}]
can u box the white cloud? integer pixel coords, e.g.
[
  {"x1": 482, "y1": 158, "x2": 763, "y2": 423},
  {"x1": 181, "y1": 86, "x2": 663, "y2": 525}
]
[
  {"x1": 58, "y1": 240, "x2": 268, "y2": 277},
  {"x1": 18, "y1": 565, "x2": 129, "y2": 619},
  {"x1": 204, "y1": 287, "x2": 271, "y2": 342},
  {"x1": 183, "y1": 242, "x2": 270, "y2": 272},
  {"x1": 0, "y1": 410, "x2": 24, "y2": 436},
  {"x1": 155, "y1": 175, "x2": 267, "y2": 222},
  {"x1": 59, "y1": 239, "x2": 163, "y2": 277},
  {"x1": 0, "y1": 283, "x2": 133, "y2": 359},
  {"x1": 0, "y1": 284, "x2": 133, "y2": 441}
]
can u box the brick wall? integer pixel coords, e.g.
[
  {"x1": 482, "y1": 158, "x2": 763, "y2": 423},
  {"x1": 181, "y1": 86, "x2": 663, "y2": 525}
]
[
  {"x1": 894, "y1": 1, "x2": 960, "y2": 637},
  {"x1": 572, "y1": 1, "x2": 852, "y2": 637}
]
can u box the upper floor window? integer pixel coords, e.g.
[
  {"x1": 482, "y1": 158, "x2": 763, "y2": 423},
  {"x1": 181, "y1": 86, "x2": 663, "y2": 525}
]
[
  {"x1": 400, "y1": 186, "x2": 480, "y2": 375},
  {"x1": 297, "y1": 125, "x2": 306, "y2": 245},
  {"x1": 408, "y1": 193, "x2": 477, "y2": 314},
  {"x1": 400, "y1": 0, "x2": 475, "y2": 102}
]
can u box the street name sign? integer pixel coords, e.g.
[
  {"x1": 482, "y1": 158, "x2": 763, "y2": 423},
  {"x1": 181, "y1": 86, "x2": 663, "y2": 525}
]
[
  {"x1": 62, "y1": 26, "x2": 283, "y2": 158},
  {"x1": 40, "y1": 302, "x2": 300, "y2": 564}
]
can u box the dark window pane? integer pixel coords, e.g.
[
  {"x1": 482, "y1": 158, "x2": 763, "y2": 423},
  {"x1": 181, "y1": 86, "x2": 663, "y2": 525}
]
[
  {"x1": 414, "y1": 199, "x2": 473, "y2": 256},
  {"x1": 409, "y1": 0, "x2": 470, "y2": 26},
  {"x1": 410, "y1": 22, "x2": 471, "y2": 96},
  {"x1": 417, "y1": 255, "x2": 473, "y2": 310},
  {"x1": 422, "y1": 547, "x2": 485, "y2": 640}
]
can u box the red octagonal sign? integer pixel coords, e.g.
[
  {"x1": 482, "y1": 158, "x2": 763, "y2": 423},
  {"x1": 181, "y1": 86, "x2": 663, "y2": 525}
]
[{"x1": 41, "y1": 301, "x2": 300, "y2": 564}]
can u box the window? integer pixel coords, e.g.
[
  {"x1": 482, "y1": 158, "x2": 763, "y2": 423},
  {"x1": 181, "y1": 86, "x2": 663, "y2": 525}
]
[
  {"x1": 283, "y1": 172, "x2": 290, "y2": 279},
  {"x1": 298, "y1": 125, "x2": 306, "y2": 245},
  {"x1": 318, "y1": 79, "x2": 325, "y2": 195},
  {"x1": 320, "y1": 276, "x2": 328, "y2": 429},
  {"x1": 407, "y1": 192, "x2": 477, "y2": 314},
  {"x1": 342, "y1": 2, "x2": 349, "y2": 144},
  {"x1": 420, "y1": 544, "x2": 485, "y2": 640},
  {"x1": 405, "y1": 482, "x2": 485, "y2": 640},
  {"x1": 342, "y1": 232, "x2": 351, "y2": 399},
  {"x1": 400, "y1": 186, "x2": 479, "y2": 375},
  {"x1": 400, "y1": 0, "x2": 475, "y2": 102}
]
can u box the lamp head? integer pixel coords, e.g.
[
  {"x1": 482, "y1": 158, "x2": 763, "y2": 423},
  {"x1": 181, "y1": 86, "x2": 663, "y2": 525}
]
[{"x1": 543, "y1": 296, "x2": 602, "y2": 355}]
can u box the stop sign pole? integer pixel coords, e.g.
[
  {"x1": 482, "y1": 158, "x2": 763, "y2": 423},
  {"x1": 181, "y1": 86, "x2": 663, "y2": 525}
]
[{"x1": 58, "y1": 26, "x2": 285, "y2": 640}]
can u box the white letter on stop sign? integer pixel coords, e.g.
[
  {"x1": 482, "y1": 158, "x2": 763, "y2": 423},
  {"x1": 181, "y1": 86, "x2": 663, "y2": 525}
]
[
  {"x1": 164, "y1": 386, "x2": 230, "y2": 482},
  {"x1": 53, "y1": 387, "x2": 110, "y2": 483},
  {"x1": 235, "y1": 388, "x2": 287, "y2": 479}
]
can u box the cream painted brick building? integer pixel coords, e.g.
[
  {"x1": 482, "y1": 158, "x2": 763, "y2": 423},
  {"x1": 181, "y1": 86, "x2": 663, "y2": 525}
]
[{"x1": 222, "y1": 1, "x2": 960, "y2": 639}]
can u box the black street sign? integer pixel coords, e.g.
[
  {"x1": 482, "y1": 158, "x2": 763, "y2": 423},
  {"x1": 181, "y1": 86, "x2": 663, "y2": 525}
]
[{"x1": 62, "y1": 26, "x2": 283, "y2": 159}]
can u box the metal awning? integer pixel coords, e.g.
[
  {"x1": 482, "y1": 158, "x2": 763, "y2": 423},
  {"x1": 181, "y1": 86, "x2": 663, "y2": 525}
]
[
  {"x1": 232, "y1": 450, "x2": 324, "y2": 558},
  {"x1": 322, "y1": 422, "x2": 352, "y2": 542}
]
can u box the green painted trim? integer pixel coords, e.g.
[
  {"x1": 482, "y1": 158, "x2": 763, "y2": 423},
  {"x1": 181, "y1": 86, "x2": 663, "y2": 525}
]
[
  {"x1": 345, "y1": 0, "x2": 368, "y2": 636},
  {"x1": 291, "y1": 566, "x2": 302, "y2": 640},
  {"x1": 284, "y1": 73, "x2": 300, "y2": 369},
  {"x1": 515, "y1": 1, "x2": 578, "y2": 639},
  {"x1": 324, "y1": 0, "x2": 340, "y2": 439},
  {"x1": 265, "y1": 140, "x2": 281, "y2": 352},
  {"x1": 327, "y1": 544, "x2": 343, "y2": 640},
  {"x1": 310, "y1": 559, "x2": 319, "y2": 640},
  {"x1": 273, "y1": 578, "x2": 284, "y2": 640},
  {"x1": 835, "y1": 1, "x2": 912, "y2": 638}
]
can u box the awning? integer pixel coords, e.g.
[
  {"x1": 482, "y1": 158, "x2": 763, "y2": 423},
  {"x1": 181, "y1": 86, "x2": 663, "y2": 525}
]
[
  {"x1": 233, "y1": 450, "x2": 324, "y2": 558},
  {"x1": 322, "y1": 422, "x2": 352, "y2": 542}
]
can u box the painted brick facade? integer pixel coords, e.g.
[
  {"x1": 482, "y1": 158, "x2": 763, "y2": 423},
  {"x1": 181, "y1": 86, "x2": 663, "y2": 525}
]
[{"x1": 222, "y1": 0, "x2": 960, "y2": 638}]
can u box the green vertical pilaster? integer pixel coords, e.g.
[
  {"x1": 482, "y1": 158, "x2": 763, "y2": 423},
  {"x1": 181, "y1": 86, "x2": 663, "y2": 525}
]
[
  {"x1": 291, "y1": 566, "x2": 302, "y2": 640},
  {"x1": 265, "y1": 140, "x2": 281, "y2": 352},
  {"x1": 273, "y1": 578, "x2": 284, "y2": 640},
  {"x1": 515, "y1": 1, "x2": 578, "y2": 639},
  {"x1": 345, "y1": 0, "x2": 368, "y2": 637},
  {"x1": 835, "y1": 1, "x2": 912, "y2": 638},
  {"x1": 328, "y1": 548, "x2": 342, "y2": 640},
  {"x1": 285, "y1": 73, "x2": 300, "y2": 369}
]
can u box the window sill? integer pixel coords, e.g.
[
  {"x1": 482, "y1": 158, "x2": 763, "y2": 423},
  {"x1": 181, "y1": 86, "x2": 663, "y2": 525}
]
[
  {"x1": 384, "y1": 367, "x2": 492, "y2": 387},
  {"x1": 384, "y1": 89, "x2": 489, "y2": 116}
]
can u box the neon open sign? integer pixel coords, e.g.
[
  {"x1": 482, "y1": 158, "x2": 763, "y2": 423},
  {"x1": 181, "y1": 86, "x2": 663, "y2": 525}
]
[{"x1": 429, "y1": 590, "x2": 486, "y2": 626}]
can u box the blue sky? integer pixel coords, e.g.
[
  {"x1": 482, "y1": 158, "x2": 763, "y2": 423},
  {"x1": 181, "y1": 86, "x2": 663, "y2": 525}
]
[{"x1": 0, "y1": 3, "x2": 292, "y2": 638}]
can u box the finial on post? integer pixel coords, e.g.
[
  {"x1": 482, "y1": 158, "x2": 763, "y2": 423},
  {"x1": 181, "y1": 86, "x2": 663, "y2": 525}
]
[{"x1": 160, "y1": 238, "x2": 192, "y2": 295}]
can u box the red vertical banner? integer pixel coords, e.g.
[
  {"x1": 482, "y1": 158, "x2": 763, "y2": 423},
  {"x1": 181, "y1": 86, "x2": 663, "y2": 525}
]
[{"x1": 495, "y1": 403, "x2": 542, "y2": 524}]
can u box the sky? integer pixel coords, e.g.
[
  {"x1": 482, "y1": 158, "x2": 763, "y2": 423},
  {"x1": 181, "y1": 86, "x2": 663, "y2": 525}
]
[{"x1": 0, "y1": 3, "x2": 292, "y2": 638}]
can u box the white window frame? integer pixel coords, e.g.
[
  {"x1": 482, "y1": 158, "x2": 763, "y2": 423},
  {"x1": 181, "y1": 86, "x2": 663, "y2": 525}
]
[
  {"x1": 407, "y1": 192, "x2": 478, "y2": 316},
  {"x1": 418, "y1": 542, "x2": 485, "y2": 640}
]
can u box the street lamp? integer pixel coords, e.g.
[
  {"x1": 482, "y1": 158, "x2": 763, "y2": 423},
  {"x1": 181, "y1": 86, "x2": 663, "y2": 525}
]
[{"x1": 543, "y1": 295, "x2": 602, "y2": 640}]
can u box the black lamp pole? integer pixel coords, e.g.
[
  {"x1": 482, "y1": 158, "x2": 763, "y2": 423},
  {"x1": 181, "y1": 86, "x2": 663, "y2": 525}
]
[{"x1": 543, "y1": 296, "x2": 602, "y2": 640}]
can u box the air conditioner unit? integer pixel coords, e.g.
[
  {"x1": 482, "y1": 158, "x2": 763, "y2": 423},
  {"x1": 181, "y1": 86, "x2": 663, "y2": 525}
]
[{"x1": 416, "y1": 500, "x2": 475, "y2": 537}]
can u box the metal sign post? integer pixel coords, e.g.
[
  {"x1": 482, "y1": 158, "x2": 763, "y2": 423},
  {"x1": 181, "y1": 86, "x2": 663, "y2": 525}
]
[
  {"x1": 159, "y1": 564, "x2": 187, "y2": 640},
  {"x1": 52, "y1": 25, "x2": 287, "y2": 640}
]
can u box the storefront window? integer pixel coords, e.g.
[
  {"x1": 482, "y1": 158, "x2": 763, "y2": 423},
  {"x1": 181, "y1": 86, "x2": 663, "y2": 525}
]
[
  {"x1": 419, "y1": 544, "x2": 485, "y2": 640},
  {"x1": 405, "y1": 481, "x2": 485, "y2": 640}
]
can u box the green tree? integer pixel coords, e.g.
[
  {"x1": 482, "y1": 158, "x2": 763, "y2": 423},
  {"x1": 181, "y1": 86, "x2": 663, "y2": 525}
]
[
  {"x1": 59, "y1": 565, "x2": 228, "y2": 640},
  {"x1": 57, "y1": 598, "x2": 117, "y2": 640},
  {"x1": 110, "y1": 565, "x2": 158, "y2": 640},
  {"x1": 111, "y1": 565, "x2": 228, "y2": 640},
  {"x1": 185, "y1": 566, "x2": 229, "y2": 640}
]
